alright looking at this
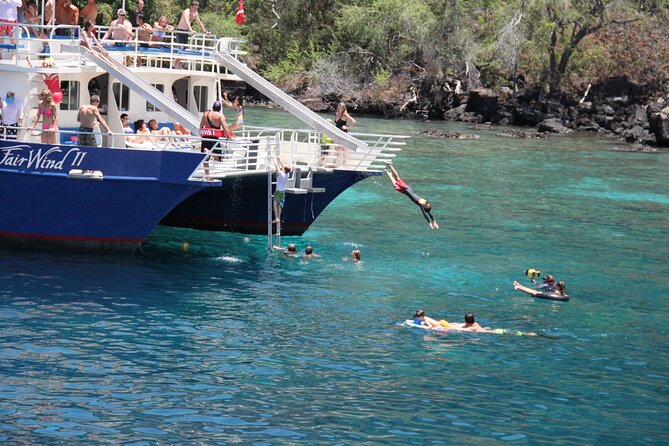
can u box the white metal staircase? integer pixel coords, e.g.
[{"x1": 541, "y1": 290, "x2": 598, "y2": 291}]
[{"x1": 213, "y1": 50, "x2": 369, "y2": 153}]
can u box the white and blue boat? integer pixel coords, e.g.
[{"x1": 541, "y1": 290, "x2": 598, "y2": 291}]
[{"x1": 0, "y1": 20, "x2": 405, "y2": 250}]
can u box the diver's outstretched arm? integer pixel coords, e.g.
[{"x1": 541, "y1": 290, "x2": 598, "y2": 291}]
[
  {"x1": 384, "y1": 160, "x2": 400, "y2": 179},
  {"x1": 384, "y1": 169, "x2": 398, "y2": 188},
  {"x1": 513, "y1": 281, "x2": 539, "y2": 296}
]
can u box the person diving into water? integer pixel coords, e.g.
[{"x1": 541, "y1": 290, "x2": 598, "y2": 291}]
[{"x1": 384, "y1": 161, "x2": 439, "y2": 229}]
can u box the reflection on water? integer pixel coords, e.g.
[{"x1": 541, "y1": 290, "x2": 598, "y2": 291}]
[{"x1": 1, "y1": 110, "x2": 668, "y2": 444}]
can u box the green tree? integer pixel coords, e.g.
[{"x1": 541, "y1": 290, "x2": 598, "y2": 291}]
[{"x1": 523, "y1": 0, "x2": 642, "y2": 92}]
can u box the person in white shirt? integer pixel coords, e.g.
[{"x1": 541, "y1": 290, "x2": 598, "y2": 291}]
[
  {"x1": 272, "y1": 156, "x2": 291, "y2": 224},
  {"x1": 0, "y1": 0, "x2": 22, "y2": 45},
  {"x1": 0, "y1": 91, "x2": 23, "y2": 140}
]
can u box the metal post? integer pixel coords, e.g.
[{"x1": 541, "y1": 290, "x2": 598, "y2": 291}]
[{"x1": 267, "y1": 146, "x2": 273, "y2": 253}]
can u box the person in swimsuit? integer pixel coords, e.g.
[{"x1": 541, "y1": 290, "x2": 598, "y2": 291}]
[
  {"x1": 222, "y1": 91, "x2": 244, "y2": 132},
  {"x1": 335, "y1": 102, "x2": 356, "y2": 132},
  {"x1": 79, "y1": 0, "x2": 97, "y2": 26},
  {"x1": 462, "y1": 313, "x2": 483, "y2": 331},
  {"x1": 513, "y1": 280, "x2": 566, "y2": 297},
  {"x1": 26, "y1": 57, "x2": 63, "y2": 104},
  {"x1": 76, "y1": 95, "x2": 112, "y2": 146},
  {"x1": 151, "y1": 16, "x2": 174, "y2": 46},
  {"x1": 80, "y1": 21, "x2": 108, "y2": 59},
  {"x1": 412, "y1": 309, "x2": 447, "y2": 329},
  {"x1": 173, "y1": 0, "x2": 207, "y2": 68},
  {"x1": 199, "y1": 100, "x2": 231, "y2": 151},
  {"x1": 28, "y1": 89, "x2": 58, "y2": 144},
  {"x1": 333, "y1": 102, "x2": 356, "y2": 166},
  {"x1": 23, "y1": 2, "x2": 45, "y2": 38},
  {"x1": 102, "y1": 9, "x2": 134, "y2": 45},
  {"x1": 384, "y1": 160, "x2": 439, "y2": 229},
  {"x1": 128, "y1": 119, "x2": 151, "y2": 144},
  {"x1": 198, "y1": 101, "x2": 231, "y2": 177}
]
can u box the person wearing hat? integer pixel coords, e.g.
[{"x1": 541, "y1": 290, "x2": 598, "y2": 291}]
[
  {"x1": 0, "y1": 91, "x2": 23, "y2": 141},
  {"x1": 176, "y1": 0, "x2": 207, "y2": 45},
  {"x1": 102, "y1": 9, "x2": 134, "y2": 45}
]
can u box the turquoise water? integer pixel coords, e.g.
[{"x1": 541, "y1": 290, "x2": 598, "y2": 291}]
[{"x1": 1, "y1": 110, "x2": 668, "y2": 444}]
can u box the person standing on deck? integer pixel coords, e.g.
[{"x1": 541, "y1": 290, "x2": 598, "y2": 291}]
[
  {"x1": 0, "y1": 91, "x2": 23, "y2": 141},
  {"x1": 55, "y1": 0, "x2": 78, "y2": 36},
  {"x1": 173, "y1": 0, "x2": 207, "y2": 68},
  {"x1": 176, "y1": 0, "x2": 207, "y2": 44},
  {"x1": 79, "y1": 0, "x2": 97, "y2": 26},
  {"x1": 129, "y1": 0, "x2": 144, "y2": 27},
  {"x1": 0, "y1": 0, "x2": 22, "y2": 47},
  {"x1": 27, "y1": 89, "x2": 58, "y2": 145},
  {"x1": 76, "y1": 95, "x2": 111, "y2": 147}
]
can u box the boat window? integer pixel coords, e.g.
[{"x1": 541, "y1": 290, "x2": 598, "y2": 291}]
[
  {"x1": 60, "y1": 80, "x2": 80, "y2": 111},
  {"x1": 194, "y1": 85, "x2": 208, "y2": 113},
  {"x1": 112, "y1": 82, "x2": 130, "y2": 112},
  {"x1": 146, "y1": 84, "x2": 164, "y2": 112}
]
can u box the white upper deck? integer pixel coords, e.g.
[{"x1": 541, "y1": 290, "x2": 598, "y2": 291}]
[{"x1": 0, "y1": 23, "x2": 407, "y2": 178}]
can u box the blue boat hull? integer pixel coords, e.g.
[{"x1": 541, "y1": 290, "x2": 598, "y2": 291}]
[
  {"x1": 0, "y1": 141, "x2": 210, "y2": 250},
  {"x1": 161, "y1": 170, "x2": 376, "y2": 235}
]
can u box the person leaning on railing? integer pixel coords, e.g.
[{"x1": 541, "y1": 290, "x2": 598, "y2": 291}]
[
  {"x1": 101, "y1": 8, "x2": 133, "y2": 46},
  {"x1": 173, "y1": 0, "x2": 208, "y2": 69},
  {"x1": 176, "y1": 0, "x2": 207, "y2": 45},
  {"x1": 151, "y1": 15, "x2": 173, "y2": 46}
]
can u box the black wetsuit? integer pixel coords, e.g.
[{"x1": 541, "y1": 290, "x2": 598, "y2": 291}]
[{"x1": 397, "y1": 182, "x2": 436, "y2": 225}]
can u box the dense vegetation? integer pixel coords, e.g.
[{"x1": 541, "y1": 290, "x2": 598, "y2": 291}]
[{"x1": 100, "y1": 0, "x2": 668, "y2": 104}]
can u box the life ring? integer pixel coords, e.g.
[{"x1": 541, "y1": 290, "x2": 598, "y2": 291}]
[{"x1": 534, "y1": 292, "x2": 569, "y2": 302}]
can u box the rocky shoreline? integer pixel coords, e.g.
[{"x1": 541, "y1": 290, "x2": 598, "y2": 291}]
[{"x1": 242, "y1": 75, "x2": 669, "y2": 148}]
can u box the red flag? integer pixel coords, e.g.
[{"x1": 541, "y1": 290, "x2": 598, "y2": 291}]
[{"x1": 235, "y1": 0, "x2": 245, "y2": 26}]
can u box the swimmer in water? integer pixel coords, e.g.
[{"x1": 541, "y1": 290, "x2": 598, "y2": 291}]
[
  {"x1": 514, "y1": 280, "x2": 566, "y2": 297},
  {"x1": 302, "y1": 245, "x2": 320, "y2": 259},
  {"x1": 384, "y1": 161, "x2": 439, "y2": 229},
  {"x1": 461, "y1": 312, "x2": 483, "y2": 331},
  {"x1": 412, "y1": 309, "x2": 450, "y2": 329}
]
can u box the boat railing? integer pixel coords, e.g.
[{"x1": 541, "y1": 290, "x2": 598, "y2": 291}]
[
  {"x1": 242, "y1": 126, "x2": 407, "y2": 171},
  {"x1": 2, "y1": 25, "x2": 244, "y2": 76},
  {"x1": 5, "y1": 124, "x2": 404, "y2": 180}
]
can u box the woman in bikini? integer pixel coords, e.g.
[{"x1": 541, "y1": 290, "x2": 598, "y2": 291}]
[
  {"x1": 222, "y1": 91, "x2": 244, "y2": 132},
  {"x1": 28, "y1": 89, "x2": 58, "y2": 144}
]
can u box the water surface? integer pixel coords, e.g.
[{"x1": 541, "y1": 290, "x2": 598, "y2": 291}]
[{"x1": 1, "y1": 110, "x2": 668, "y2": 444}]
